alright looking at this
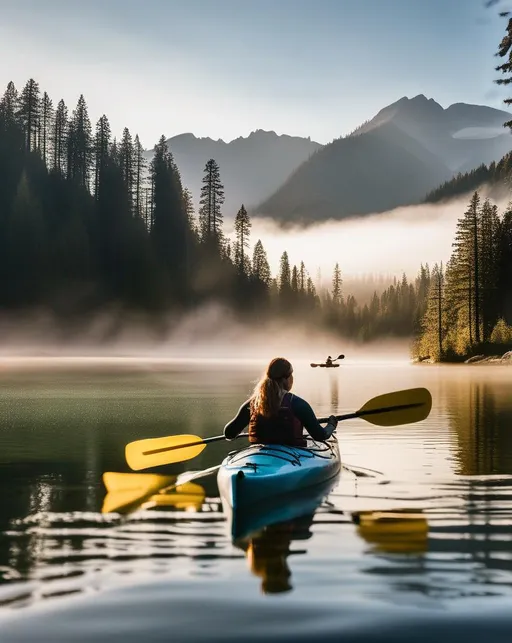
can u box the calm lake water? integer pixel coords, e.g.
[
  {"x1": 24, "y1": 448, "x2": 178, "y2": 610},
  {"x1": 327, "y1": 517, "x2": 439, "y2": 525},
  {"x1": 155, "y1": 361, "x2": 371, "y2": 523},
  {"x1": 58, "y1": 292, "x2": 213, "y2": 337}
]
[{"x1": 0, "y1": 357, "x2": 512, "y2": 641}]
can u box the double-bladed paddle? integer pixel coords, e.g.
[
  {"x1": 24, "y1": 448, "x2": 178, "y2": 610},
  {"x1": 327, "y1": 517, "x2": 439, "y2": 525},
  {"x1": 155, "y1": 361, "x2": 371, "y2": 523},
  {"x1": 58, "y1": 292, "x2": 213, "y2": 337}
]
[{"x1": 125, "y1": 387, "x2": 431, "y2": 472}]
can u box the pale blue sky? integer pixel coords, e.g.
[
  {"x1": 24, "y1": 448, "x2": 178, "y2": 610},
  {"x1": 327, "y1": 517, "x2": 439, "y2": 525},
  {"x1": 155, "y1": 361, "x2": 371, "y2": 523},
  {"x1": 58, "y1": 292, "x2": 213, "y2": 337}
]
[{"x1": 0, "y1": 0, "x2": 510, "y2": 147}]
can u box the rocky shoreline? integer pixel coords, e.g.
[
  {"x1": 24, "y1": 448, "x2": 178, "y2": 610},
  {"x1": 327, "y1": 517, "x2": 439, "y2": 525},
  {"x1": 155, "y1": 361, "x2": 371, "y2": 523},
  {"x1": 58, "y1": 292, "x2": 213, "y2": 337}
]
[{"x1": 414, "y1": 351, "x2": 512, "y2": 365}]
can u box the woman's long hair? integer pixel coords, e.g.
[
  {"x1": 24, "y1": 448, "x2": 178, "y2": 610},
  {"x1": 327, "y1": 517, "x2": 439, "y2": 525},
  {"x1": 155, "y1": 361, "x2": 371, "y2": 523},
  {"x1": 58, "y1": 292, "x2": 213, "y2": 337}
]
[{"x1": 250, "y1": 357, "x2": 292, "y2": 418}]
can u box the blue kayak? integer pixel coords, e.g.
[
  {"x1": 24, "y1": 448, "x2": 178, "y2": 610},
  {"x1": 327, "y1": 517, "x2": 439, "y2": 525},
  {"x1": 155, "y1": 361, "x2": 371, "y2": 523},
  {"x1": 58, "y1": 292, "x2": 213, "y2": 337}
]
[
  {"x1": 224, "y1": 473, "x2": 340, "y2": 541},
  {"x1": 217, "y1": 435, "x2": 341, "y2": 513}
]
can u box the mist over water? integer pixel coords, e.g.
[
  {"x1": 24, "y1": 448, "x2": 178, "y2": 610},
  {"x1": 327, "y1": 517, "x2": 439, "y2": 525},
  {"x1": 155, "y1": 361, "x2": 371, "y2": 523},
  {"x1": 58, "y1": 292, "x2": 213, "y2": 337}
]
[
  {"x1": 247, "y1": 192, "x2": 511, "y2": 283},
  {"x1": 0, "y1": 303, "x2": 410, "y2": 362},
  {"x1": 1, "y1": 194, "x2": 508, "y2": 361}
]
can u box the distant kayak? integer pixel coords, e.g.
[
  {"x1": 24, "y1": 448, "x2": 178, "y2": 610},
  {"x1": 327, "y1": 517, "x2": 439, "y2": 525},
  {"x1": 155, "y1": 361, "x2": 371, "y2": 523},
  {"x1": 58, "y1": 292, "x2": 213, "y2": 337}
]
[
  {"x1": 310, "y1": 354, "x2": 344, "y2": 368},
  {"x1": 310, "y1": 363, "x2": 340, "y2": 368}
]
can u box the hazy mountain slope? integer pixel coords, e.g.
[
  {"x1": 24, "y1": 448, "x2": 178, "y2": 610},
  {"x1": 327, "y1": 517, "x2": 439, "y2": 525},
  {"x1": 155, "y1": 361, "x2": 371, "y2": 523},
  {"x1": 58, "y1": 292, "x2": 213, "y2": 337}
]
[
  {"x1": 144, "y1": 130, "x2": 321, "y2": 217},
  {"x1": 352, "y1": 95, "x2": 512, "y2": 171},
  {"x1": 256, "y1": 95, "x2": 512, "y2": 223},
  {"x1": 256, "y1": 121, "x2": 452, "y2": 222}
]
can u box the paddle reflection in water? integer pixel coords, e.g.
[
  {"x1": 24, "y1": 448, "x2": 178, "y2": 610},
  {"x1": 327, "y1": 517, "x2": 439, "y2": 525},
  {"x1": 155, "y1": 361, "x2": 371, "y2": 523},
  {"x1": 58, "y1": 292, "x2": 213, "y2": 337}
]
[
  {"x1": 353, "y1": 509, "x2": 429, "y2": 554},
  {"x1": 101, "y1": 472, "x2": 207, "y2": 515}
]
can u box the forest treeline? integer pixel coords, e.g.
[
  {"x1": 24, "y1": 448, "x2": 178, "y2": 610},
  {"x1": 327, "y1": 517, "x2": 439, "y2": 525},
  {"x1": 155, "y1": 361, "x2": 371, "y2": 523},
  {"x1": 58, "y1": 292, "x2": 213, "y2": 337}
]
[
  {"x1": 424, "y1": 153, "x2": 512, "y2": 204},
  {"x1": 0, "y1": 78, "x2": 511, "y2": 353},
  {"x1": 415, "y1": 191, "x2": 512, "y2": 360},
  {"x1": 0, "y1": 77, "x2": 440, "y2": 341}
]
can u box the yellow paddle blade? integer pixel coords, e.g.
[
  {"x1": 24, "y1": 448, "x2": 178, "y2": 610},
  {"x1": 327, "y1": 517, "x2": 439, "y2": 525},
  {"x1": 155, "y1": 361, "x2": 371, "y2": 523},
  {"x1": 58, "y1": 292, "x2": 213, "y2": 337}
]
[
  {"x1": 357, "y1": 387, "x2": 432, "y2": 427},
  {"x1": 101, "y1": 472, "x2": 175, "y2": 514},
  {"x1": 353, "y1": 509, "x2": 428, "y2": 554},
  {"x1": 103, "y1": 472, "x2": 175, "y2": 493},
  {"x1": 125, "y1": 434, "x2": 207, "y2": 471},
  {"x1": 142, "y1": 482, "x2": 206, "y2": 511}
]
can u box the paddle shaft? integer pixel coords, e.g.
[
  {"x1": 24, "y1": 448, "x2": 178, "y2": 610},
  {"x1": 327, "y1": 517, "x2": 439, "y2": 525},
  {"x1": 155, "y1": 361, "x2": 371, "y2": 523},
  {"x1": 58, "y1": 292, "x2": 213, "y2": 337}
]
[
  {"x1": 143, "y1": 432, "x2": 249, "y2": 456},
  {"x1": 317, "y1": 401, "x2": 423, "y2": 424},
  {"x1": 144, "y1": 401, "x2": 422, "y2": 456}
]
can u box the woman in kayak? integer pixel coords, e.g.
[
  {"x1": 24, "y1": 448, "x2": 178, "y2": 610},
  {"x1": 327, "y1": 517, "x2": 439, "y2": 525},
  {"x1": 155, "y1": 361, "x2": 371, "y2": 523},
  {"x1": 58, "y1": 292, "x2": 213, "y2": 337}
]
[{"x1": 224, "y1": 357, "x2": 338, "y2": 447}]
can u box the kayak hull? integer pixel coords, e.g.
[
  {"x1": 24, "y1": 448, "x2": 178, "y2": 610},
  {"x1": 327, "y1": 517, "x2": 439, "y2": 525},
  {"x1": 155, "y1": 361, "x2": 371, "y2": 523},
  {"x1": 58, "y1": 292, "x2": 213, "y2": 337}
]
[
  {"x1": 310, "y1": 363, "x2": 340, "y2": 368},
  {"x1": 225, "y1": 474, "x2": 340, "y2": 541},
  {"x1": 217, "y1": 436, "x2": 341, "y2": 513}
]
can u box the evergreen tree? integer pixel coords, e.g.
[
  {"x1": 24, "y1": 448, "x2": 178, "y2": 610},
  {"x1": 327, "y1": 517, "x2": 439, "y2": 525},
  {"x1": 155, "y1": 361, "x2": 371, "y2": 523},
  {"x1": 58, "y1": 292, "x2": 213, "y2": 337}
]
[
  {"x1": 119, "y1": 127, "x2": 135, "y2": 211},
  {"x1": 418, "y1": 263, "x2": 445, "y2": 361},
  {"x1": 18, "y1": 78, "x2": 40, "y2": 152},
  {"x1": 291, "y1": 265, "x2": 299, "y2": 293},
  {"x1": 234, "y1": 204, "x2": 251, "y2": 275},
  {"x1": 0, "y1": 81, "x2": 19, "y2": 127},
  {"x1": 67, "y1": 94, "x2": 93, "y2": 188},
  {"x1": 0, "y1": 82, "x2": 24, "y2": 289},
  {"x1": 299, "y1": 261, "x2": 306, "y2": 293},
  {"x1": 150, "y1": 135, "x2": 190, "y2": 299},
  {"x1": 279, "y1": 251, "x2": 291, "y2": 294},
  {"x1": 133, "y1": 134, "x2": 147, "y2": 220},
  {"x1": 52, "y1": 99, "x2": 68, "y2": 174},
  {"x1": 198, "y1": 158, "x2": 224, "y2": 243},
  {"x1": 495, "y1": 12, "x2": 512, "y2": 130},
  {"x1": 94, "y1": 115, "x2": 111, "y2": 200},
  {"x1": 479, "y1": 198, "x2": 501, "y2": 340},
  {"x1": 448, "y1": 191, "x2": 481, "y2": 344},
  {"x1": 332, "y1": 262, "x2": 342, "y2": 305},
  {"x1": 252, "y1": 239, "x2": 271, "y2": 286},
  {"x1": 182, "y1": 187, "x2": 196, "y2": 236},
  {"x1": 38, "y1": 91, "x2": 53, "y2": 164}
]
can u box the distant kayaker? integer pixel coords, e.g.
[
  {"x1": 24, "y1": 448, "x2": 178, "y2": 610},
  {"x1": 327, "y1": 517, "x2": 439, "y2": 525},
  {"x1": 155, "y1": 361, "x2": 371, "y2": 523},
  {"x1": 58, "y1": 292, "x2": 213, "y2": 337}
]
[
  {"x1": 325, "y1": 356, "x2": 333, "y2": 366},
  {"x1": 223, "y1": 357, "x2": 338, "y2": 447}
]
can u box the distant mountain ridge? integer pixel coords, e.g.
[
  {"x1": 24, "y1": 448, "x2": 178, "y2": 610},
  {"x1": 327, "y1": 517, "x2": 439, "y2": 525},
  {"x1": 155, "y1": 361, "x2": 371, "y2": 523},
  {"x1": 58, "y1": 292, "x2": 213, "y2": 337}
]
[
  {"x1": 144, "y1": 130, "x2": 322, "y2": 218},
  {"x1": 255, "y1": 95, "x2": 512, "y2": 223}
]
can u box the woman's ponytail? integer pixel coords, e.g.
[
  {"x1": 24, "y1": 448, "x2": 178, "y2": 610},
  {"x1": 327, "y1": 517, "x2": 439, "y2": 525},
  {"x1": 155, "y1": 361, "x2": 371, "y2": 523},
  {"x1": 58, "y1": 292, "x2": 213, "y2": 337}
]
[{"x1": 250, "y1": 357, "x2": 292, "y2": 418}]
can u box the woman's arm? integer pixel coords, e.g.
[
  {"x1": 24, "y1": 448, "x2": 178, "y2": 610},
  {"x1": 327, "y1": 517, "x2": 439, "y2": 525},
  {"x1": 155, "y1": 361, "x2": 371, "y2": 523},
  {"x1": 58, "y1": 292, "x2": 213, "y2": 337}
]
[
  {"x1": 291, "y1": 395, "x2": 336, "y2": 441},
  {"x1": 223, "y1": 399, "x2": 251, "y2": 439}
]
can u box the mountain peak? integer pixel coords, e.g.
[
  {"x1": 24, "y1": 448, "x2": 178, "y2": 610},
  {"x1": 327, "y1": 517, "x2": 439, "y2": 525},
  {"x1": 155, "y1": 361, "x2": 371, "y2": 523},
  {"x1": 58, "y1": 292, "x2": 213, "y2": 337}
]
[
  {"x1": 257, "y1": 96, "x2": 512, "y2": 223},
  {"x1": 390, "y1": 94, "x2": 444, "y2": 114}
]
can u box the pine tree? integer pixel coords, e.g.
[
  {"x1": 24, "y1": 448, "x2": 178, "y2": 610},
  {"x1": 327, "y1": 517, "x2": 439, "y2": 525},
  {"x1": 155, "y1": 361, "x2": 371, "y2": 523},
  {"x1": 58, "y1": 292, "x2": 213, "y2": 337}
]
[
  {"x1": 182, "y1": 187, "x2": 196, "y2": 236},
  {"x1": 133, "y1": 134, "x2": 147, "y2": 220},
  {"x1": 279, "y1": 251, "x2": 291, "y2": 294},
  {"x1": 0, "y1": 81, "x2": 19, "y2": 128},
  {"x1": 234, "y1": 204, "x2": 251, "y2": 275},
  {"x1": 332, "y1": 262, "x2": 342, "y2": 305},
  {"x1": 18, "y1": 78, "x2": 40, "y2": 152},
  {"x1": 498, "y1": 204, "x2": 512, "y2": 322},
  {"x1": 449, "y1": 191, "x2": 481, "y2": 345},
  {"x1": 479, "y1": 198, "x2": 501, "y2": 341},
  {"x1": 150, "y1": 135, "x2": 189, "y2": 297},
  {"x1": 299, "y1": 261, "x2": 306, "y2": 293},
  {"x1": 53, "y1": 99, "x2": 68, "y2": 174},
  {"x1": 291, "y1": 265, "x2": 299, "y2": 293},
  {"x1": 252, "y1": 239, "x2": 271, "y2": 286},
  {"x1": 38, "y1": 91, "x2": 53, "y2": 164},
  {"x1": 119, "y1": 127, "x2": 135, "y2": 211},
  {"x1": 495, "y1": 12, "x2": 512, "y2": 130},
  {"x1": 418, "y1": 263, "x2": 445, "y2": 360},
  {"x1": 198, "y1": 158, "x2": 224, "y2": 243},
  {"x1": 94, "y1": 115, "x2": 111, "y2": 200},
  {"x1": 307, "y1": 276, "x2": 316, "y2": 298},
  {"x1": 67, "y1": 94, "x2": 93, "y2": 188}
]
